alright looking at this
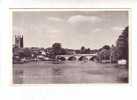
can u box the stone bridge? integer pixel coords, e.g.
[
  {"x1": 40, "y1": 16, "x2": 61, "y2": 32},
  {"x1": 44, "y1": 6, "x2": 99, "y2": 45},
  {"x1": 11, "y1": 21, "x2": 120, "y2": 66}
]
[{"x1": 56, "y1": 53, "x2": 98, "y2": 61}]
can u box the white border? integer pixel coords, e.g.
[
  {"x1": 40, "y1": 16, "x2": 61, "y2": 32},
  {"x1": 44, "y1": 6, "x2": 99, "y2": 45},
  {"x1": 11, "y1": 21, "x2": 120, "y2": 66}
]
[
  {"x1": 10, "y1": 8, "x2": 131, "y2": 86},
  {"x1": 0, "y1": 1, "x2": 137, "y2": 100}
]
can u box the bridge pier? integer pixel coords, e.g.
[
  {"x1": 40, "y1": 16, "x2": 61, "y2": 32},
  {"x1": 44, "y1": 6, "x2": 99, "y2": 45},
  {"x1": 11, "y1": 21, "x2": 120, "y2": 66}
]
[{"x1": 56, "y1": 54, "x2": 97, "y2": 62}]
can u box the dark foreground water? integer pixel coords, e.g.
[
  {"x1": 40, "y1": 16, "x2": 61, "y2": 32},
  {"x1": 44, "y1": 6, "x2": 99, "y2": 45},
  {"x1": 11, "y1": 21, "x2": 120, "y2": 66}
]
[{"x1": 13, "y1": 61, "x2": 128, "y2": 84}]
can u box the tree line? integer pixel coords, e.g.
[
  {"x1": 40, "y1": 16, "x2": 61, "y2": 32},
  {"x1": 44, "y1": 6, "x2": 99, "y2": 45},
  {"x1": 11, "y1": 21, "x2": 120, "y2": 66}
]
[{"x1": 97, "y1": 26, "x2": 128, "y2": 63}]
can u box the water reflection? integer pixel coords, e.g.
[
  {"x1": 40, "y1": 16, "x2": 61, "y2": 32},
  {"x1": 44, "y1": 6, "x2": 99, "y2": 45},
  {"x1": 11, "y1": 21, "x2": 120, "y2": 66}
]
[
  {"x1": 51, "y1": 65, "x2": 66, "y2": 83},
  {"x1": 13, "y1": 61, "x2": 128, "y2": 84},
  {"x1": 52, "y1": 66, "x2": 63, "y2": 75},
  {"x1": 13, "y1": 70, "x2": 24, "y2": 84}
]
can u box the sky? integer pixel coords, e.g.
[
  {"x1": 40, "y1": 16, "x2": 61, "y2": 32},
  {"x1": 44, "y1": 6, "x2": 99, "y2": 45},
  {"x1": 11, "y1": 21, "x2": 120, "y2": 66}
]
[{"x1": 12, "y1": 11, "x2": 128, "y2": 49}]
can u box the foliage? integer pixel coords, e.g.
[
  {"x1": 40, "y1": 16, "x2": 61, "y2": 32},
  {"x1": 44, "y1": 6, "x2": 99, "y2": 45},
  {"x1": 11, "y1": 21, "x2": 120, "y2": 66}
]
[
  {"x1": 48, "y1": 43, "x2": 67, "y2": 59},
  {"x1": 102, "y1": 45, "x2": 110, "y2": 50},
  {"x1": 98, "y1": 48, "x2": 110, "y2": 61},
  {"x1": 80, "y1": 46, "x2": 91, "y2": 54},
  {"x1": 80, "y1": 46, "x2": 86, "y2": 54},
  {"x1": 52, "y1": 43, "x2": 62, "y2": 49},
  {"x1": 116, "y1": 26, "x2": 128, "y2": 60}
]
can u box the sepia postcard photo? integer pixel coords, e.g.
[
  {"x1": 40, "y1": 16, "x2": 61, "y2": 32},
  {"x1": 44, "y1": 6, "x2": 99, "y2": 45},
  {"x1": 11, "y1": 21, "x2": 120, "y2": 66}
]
[{"x1": 11, "y1": 9, "x2": 130, "y2": 84}]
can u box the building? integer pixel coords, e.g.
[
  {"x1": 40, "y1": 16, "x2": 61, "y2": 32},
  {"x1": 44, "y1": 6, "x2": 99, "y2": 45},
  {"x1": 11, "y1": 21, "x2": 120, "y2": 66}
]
[{"x1": 15, "y1": 34, "x2": 24, "y2": 48}]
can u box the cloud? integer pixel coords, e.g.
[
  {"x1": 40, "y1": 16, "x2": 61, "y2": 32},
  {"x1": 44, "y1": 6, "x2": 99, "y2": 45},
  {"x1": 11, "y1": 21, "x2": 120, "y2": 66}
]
[
  {"x1": 92, "y1": 28, "x2": 102, "y2": 33},
  {"x1": 66, "y1": 15, "x2": 102, "y2": 35},
  {"x1": 13, "y1": 26, "x2": 26, "y2": 34},
  {"x1": 68, "y1": 15, "x2": 101, "y2": 24},
  {"x1": 47, "y1": 30, "x2": 61, "y2": 33},
  {"x1": 48, "y1": 17, "x2": 63, "y2": 22},
  {"x1": 111, "y1": 26, "x2": 125, "y2": 31}
]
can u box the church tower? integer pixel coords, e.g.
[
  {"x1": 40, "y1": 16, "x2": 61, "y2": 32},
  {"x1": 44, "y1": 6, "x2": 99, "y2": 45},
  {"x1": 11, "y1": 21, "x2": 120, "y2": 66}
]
[{"x1": 15, "y1": 33, "x2": 24, "y2": 48}]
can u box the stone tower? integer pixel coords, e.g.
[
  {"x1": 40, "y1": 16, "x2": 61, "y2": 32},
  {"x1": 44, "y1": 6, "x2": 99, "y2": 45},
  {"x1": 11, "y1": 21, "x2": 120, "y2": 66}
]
[{"x1": 15, "y1": 34, "x2": 24, "y2": 48}]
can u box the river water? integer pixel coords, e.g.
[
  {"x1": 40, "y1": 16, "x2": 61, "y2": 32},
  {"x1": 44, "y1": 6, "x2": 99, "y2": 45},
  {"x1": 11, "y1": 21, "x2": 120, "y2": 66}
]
[{"x1": 13, "y1": 61, "x2": 128, "y2": 84}]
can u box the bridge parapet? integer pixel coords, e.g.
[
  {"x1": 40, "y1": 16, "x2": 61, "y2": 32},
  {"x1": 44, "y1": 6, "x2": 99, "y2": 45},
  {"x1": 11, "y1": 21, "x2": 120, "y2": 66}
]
[{"x1": 56, "y1": 53, "x2": 97, "y2": 61}]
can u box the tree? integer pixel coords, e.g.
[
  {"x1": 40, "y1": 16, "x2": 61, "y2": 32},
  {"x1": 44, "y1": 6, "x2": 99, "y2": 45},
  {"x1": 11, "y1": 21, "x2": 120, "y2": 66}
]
[
  {"x1": 102, "y1": 45, "x2": 110, "y2": 50},
  {"x1": 52, "y1": 43, "x2": 62, "y2": 49},
  {"x1": 98, "y1": 49, "x2": 110, "y2": 60},
  {"x1": 49, "y1": 43, "x2": 67, "y2": 59},
  {"x1": 80, "y1": 46, "x2": 86, "y2": 54},
  {"x1": 110, "y1": 46, "x2": 119, "y2": 63},
  {"x1": 85, "y1": 48, "x2": 91, "y2": 54},
  {"x1": 52, "y1": 43, "x2": 62, "y2": 55},
  {"x1": 21, "y1": 48, "x2": 32, "y2": 58},
  {"x1": 97, "y1": 45, "x2": 111, "y2": 62},
  {"x1": 116, "y1": 26, "x2": 128, "y2": 60}
]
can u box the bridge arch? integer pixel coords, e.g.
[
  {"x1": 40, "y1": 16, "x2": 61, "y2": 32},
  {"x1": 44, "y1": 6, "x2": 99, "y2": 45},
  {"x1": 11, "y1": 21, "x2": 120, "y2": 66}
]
[
  {"x1": 68, "y1": 56, "x2": 77, "y2": 61},
  {"x1": 57, "y1": 56, "x2": 66, "y2": 61},
  {"x1": 79, "y1": 56, "x2": 88, "y2": 61},
  {"x1": 90, "y1": 56, "x2": 98, "y2": 62}
]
